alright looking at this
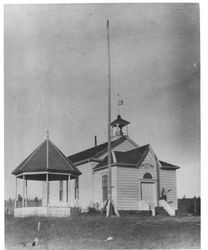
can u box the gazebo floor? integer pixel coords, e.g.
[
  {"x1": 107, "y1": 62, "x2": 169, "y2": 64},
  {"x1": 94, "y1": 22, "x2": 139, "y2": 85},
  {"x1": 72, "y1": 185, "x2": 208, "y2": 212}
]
[{"x1": 14, "y1": 206, "x2": 71, "y2": 217}]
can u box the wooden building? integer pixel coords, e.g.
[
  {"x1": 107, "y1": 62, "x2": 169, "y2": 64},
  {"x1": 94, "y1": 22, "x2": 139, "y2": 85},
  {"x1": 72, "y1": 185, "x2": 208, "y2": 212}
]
[{"x1": 68, "y1": 115, "x2": 180, "y2": 216}]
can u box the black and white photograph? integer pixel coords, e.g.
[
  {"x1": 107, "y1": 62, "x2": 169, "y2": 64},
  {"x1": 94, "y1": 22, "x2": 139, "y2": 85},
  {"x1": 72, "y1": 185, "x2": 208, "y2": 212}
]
[{"x1": 4, "y1": 3, "x2": 200, "y2": 249}]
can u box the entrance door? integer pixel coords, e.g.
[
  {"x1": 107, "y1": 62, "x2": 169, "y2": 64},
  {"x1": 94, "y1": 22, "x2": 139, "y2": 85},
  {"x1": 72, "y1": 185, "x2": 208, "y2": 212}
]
[{"x1": 141, "y1": 182, "x2": 156, "y2": 206}]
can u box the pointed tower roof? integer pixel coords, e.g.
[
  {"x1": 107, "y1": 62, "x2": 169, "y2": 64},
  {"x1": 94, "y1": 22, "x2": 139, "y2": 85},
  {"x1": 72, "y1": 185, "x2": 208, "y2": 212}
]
[
  {"x1": 12, "y1": 138, "x2": 81, "y2": 178},
  {"x1": 111, "y1": 115, "x2": 130, "y2": 128}
]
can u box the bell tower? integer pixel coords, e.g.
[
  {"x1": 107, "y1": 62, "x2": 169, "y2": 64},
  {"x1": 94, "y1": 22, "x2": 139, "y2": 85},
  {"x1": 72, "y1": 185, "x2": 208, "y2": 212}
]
[{"x1": 111, "y1": 115, "x2": 130, "y2": 137}]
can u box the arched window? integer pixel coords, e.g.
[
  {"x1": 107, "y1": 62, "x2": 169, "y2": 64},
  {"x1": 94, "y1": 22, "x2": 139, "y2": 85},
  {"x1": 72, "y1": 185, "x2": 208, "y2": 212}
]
[{"x1": 143, "y1": 173, "x2": 152, "y2": 179}]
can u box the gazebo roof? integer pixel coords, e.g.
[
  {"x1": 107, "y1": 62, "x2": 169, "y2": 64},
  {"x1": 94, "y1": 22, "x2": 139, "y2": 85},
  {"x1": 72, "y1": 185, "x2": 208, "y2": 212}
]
[{"x1": 12, "y1": 138, "x2": 81, "y2": 179}]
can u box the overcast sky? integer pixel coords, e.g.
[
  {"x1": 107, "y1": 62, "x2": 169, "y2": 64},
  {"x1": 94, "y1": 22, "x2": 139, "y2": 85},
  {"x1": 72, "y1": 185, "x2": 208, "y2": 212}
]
[{"x1": 4, "y1": 3, "x2": 200, "y2": 199}]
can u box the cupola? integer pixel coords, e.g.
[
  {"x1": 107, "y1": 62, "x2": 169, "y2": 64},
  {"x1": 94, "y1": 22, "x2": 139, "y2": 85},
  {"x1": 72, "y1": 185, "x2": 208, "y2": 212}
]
[{"x1": 111, "y1": 115, "x2": 130, "y2": 137}]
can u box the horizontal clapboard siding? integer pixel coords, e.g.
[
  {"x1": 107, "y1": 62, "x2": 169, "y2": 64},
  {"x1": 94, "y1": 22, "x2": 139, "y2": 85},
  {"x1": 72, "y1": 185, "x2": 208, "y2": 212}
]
[
  {"x1": 159, "y1": 169, "x2": 178, "y2": 209},
  {"x1": 93, "y1": 167, "x2": 117, "y2": 209},
  {"x1": 117, "y1": 168, "x2": 139, "y2": 210},
  {"x1": 138, "y1": 150, "x2": 158, "y2": 200},
  {"x1": 74, "y1": 163, "x2": 93, "y2": 210}
]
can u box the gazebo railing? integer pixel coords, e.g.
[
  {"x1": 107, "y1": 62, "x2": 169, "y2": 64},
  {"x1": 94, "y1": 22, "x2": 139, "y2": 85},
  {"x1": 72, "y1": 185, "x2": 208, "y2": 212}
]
[{"x1": 16, "y1": 199, "x2": 42, "y2": 208}]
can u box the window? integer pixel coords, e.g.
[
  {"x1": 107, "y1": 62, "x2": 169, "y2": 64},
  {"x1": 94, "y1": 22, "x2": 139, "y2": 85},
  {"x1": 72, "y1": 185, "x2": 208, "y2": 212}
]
[
  {"x1": 59, "y1": 181, "x2": 63, "y2": 201},
  {"x1": 143, "y1": 173, "x2": 153, "y2": 179},
  {"x1": 74, "y1": 177, "x2": 79, "y2": 199},
  {"x1": 102, "y1": 175, "x2": 108, "y2": 202}
]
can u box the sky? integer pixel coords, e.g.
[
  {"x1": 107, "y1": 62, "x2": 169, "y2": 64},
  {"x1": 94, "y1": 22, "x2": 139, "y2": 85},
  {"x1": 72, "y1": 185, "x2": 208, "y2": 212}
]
[{"x1": 4, "y1": 3, "x2": 200, "y2": 199}]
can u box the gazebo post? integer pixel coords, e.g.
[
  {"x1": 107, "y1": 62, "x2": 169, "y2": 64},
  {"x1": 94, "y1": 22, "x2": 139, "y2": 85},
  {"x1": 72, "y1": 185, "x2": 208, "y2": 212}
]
[
  {"x1": 66, "y1": 178, "x2": 68, "y2": 203},
  {"x1": 46, "y1": 131, "x2": 49, "y2": 206},
  {"x1": 25, "y1": 180, "x2": 28, "y2": 207},
  {"x1": 68, "y1": 175, "x2": 71, "y2": 206},
  {"x1": 23, "y1": 174, "x2": 25, "y2": 207},
  {"x1": 46, "y1": 173, "x2": 49, "y2": 206},
  {"x1": 15, "y1": 177, "x2": 17, "y2": 208}
]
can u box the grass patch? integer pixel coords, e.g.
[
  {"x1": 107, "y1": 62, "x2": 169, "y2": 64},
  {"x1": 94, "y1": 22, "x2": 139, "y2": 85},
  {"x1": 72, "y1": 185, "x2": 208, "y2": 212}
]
[{"x1": 5, "y1": 215, "x2": 200, "y2": 249}]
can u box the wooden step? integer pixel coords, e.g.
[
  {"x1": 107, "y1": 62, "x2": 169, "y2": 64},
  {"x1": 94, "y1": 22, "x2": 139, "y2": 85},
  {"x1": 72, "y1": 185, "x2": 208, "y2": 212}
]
[{"x1": 155, "y1": 206, "x2": 170, "y2": 216}]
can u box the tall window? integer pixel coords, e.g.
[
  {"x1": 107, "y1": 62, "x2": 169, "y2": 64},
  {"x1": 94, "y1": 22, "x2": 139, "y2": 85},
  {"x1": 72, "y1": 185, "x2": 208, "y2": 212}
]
[
  {"x1": 59, "y1": 180, "x2": 63, "y2": 201},
  {"x1": 102, "y1": 175, "x2": 108, "y2": 202},
  {"x1": 74, "y1": 177, "x2": 79, "y2": 199}
]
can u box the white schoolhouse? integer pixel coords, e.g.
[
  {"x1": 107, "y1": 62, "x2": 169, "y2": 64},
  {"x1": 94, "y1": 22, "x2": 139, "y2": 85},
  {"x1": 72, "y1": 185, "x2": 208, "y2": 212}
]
[{"x1": 68, "y1": 115, "x2": 180, "y2": 216}]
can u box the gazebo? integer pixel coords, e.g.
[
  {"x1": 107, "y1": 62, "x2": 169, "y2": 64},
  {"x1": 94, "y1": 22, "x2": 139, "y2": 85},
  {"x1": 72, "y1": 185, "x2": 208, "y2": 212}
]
[{"x1": 12, "y1": 132, "x2": 81, "y2": 217}]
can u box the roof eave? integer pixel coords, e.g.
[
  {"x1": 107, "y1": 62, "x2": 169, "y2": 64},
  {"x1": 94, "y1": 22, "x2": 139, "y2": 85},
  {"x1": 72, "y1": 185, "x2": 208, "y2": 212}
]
[
  {"x1": 73, "y1": 158, "x2": 102, "y2": 167},
  {"x1": 160, "y1": 166, "x2": 180, "y2": 170},
  {"x1": 93, "y1": 163, "x2": 116, "y2": 172},
  {"x1": 12, "y1": 168, "x2": 81, "y2": 177},
  {"x1": 93, "y1": 162, "x2": 137, "y2": 172}
]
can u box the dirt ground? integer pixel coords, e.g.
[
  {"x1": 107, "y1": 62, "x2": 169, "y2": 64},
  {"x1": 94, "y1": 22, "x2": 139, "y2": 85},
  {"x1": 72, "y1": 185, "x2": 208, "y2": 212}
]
[{"x1": 5, "y1": 215, "x2": 200, "y2": 249}]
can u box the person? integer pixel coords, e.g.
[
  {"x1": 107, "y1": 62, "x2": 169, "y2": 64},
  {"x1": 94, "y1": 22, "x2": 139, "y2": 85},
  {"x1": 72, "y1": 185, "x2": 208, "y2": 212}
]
[
  {"x1": 161, "y1": 188, "x2": 167, "y2": 201},
  {"x1": 34, "y1": 196, "x2": 38, "y2": 206},
  {"x1": 17, "y1": 194, "x2": 22, "y2": 207}
]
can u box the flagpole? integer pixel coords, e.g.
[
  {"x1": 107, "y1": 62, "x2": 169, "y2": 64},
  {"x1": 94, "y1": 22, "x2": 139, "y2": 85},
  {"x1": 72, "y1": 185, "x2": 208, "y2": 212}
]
[
  {"x1": 104, "y1": 19, "x2": 120, "y2": 218},
  {"x1": 107, "y1": 19, "x2": 112, "y2": 207},
  {"x1": 117, "y1": 93, "x2": 120, "y2": 115}
]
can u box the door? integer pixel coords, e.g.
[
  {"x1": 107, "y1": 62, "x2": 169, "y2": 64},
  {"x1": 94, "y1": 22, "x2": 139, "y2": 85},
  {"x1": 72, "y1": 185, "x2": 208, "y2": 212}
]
[{"x1": 141, "y1": 182, "x2": 156, "y2": 206}]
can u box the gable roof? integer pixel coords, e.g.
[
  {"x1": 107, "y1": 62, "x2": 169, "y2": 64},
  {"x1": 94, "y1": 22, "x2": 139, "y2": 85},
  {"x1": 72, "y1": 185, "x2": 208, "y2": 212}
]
[
  {"x1": 94, "y1": 144, "x2": 149, "y2": 171},
  {"x1": 115, "y1": 145, "x2": 149, "y2": 164},
  {"x1": 12, "y1": 139, "x2": 81, "y2": 177},
  {"x1": 67, "y1": 136, "x2": 127, "y2": 165},
  {"x1": 94, "y1": 145, "x2": 180, "y2": 171},
  {"x1": 159, "y1": 161, "x2": 180, "y2": 170}
]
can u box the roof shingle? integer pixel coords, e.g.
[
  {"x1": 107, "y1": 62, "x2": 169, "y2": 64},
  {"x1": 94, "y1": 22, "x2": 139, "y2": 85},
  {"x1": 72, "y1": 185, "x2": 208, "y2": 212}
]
[
  {"x1": 12, "y1": 139, "x2": 81, "y2": 176},
  {"x1": 159, "y1": 161, "x2": 180, "y2": 169},
  {"x1": 68, "y1": 136, "x2": 127, "y2": 165},
  {"x1": 94, "y1": 145, "x2": 180, "y2": 171},
  {"x1": 94, "y1": 144, "x2": 149, "y2": 170}
]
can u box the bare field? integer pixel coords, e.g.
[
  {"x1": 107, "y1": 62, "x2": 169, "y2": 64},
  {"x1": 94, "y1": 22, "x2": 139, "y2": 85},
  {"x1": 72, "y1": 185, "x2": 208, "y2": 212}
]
[{"x1": 5, "y1": 215, "x2": 200, "y2": 249}]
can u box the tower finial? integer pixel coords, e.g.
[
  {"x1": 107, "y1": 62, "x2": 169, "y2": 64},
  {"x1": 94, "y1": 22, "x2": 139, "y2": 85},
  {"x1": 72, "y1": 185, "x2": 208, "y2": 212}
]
[{"x1": 47, "y1": 130, "x2": 49, "y2": 140}]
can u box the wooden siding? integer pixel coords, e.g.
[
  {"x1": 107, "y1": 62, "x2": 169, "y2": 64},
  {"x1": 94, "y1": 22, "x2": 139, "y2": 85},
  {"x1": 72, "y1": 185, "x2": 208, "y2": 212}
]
[
  {"x1": 75, "y1": 162, "x2": 93, "y2": 211},
  {"x1": 116, "y1": 149, "x2": 159, "y2": 210},
  {"x1": 117, "y1": 167, "x2": 139, "y2": 210},
  {"x1": 159, "y1": 169, "x2": 178, "y2": 209},
  {"x1": 143, "y1": 150, "x2": 156, "y2": 163},
  {"x1": 67, "y1": 141, "x2": 178, "y2": 212},
  {"x1": 70, "y1": 138, "x2": 137, "y2": 210},
  {"x1": 93, "y1": 167, "x2": 117, "y2": 209},
  {"x1": 138, "y1": 149, "x2": 158, "y2": 200},
  {"x1": 71, "y1": 163, "x2": 118, "y2": 211}
]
